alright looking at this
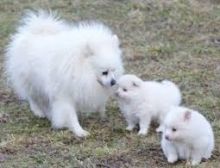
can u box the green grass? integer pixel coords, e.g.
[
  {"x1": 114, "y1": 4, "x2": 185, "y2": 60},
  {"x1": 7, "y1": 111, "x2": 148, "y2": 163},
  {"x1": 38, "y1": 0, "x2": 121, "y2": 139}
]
[{"x1": 0, "y1": 0, "x2": 220, "y2": 167}]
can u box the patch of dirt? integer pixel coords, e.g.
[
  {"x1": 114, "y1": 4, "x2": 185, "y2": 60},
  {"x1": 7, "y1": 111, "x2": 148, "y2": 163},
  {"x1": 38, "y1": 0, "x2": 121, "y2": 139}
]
[
  {"x1": 211, "y1": 149, "x2": 220, "y2": 160},
  {"x1": 96, "y1": 155, "x2": 134, "y2": 168},
  {"x1": 1, "y1": 147, "x2": 16, "y2": 154},
  {"x1": 95, "y1": 144, "x2": 170, "y2": 168},
  {"x1": 0, "y1": 91, "x2": 19, "y2": 104},
  {"x1": 135, "y1": 144, "x2": 170, "y2": 167},
  {"x1": 0, "y1": 153, "x2": 9, "y2": 162},
  {"x1": 0, "y1": 113, "x2": 10, "y2": 123}
]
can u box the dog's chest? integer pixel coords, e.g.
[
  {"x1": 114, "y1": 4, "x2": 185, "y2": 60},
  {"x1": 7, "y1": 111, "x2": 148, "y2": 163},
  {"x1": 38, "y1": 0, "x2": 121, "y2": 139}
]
[
  {"x1": 120, "y1": 102, "x2": 141, "y2": 117},
  {"x1": 74, "y1": 90, "x2": 108, "y2": 113}
]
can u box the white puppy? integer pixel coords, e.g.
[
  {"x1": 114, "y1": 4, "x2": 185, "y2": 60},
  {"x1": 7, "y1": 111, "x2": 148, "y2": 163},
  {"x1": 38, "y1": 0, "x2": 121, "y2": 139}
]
[
  {"x1": 5, "y1": 11, "x2": 124, "y2": 137},
  {"x1": 115, "y1": 74, "x2": 181, "y2": 135},
  {"x1": 161, "y1": 106, "x2": 214, "y2": 166}
]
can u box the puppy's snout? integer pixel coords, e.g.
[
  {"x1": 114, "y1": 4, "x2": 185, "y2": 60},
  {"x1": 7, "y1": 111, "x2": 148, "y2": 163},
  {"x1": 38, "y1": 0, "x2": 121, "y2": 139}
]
[
  {"x1": 115, "y1": 91, "x2": 119, "y2": 97},
  {"x1": 111, "y1": 79, "x2": 116, "y2": 86},
  {"x1": 165, "y1": 135, "x2": 170, "y2": 141}
]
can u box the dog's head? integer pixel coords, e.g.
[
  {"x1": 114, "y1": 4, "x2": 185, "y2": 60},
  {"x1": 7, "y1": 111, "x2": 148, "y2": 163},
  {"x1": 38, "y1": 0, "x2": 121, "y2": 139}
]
[
  {"x1": 81, "y1": 34, "x2": 124, "y2": 88},
  {"x1": 162, "y1": 107, "x2": 193, "y2": 142},
  {"x1": 115, "y1": 74, "x2": 143, "y2": 100}
]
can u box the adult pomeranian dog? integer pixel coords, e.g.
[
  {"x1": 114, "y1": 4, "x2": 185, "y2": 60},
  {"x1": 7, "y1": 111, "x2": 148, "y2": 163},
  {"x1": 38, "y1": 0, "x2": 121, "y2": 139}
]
[
  {"x1": 115, "y1": 74, "x2": 181, "y2": 135},
  {"x1": 5, "y1": 11, "x2": 124, "y2": 137},
  {"x1": 161, "y1": 106, "x2": 214, "y2": 166}
]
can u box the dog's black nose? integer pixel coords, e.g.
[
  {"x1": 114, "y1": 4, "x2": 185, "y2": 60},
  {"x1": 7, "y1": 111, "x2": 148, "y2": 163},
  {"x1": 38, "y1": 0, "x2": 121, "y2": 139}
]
[
  {"x1": 165, "y1": 135, "x2": 170, "y2": 141},
  {"x1": 111, "y1": 79, "x2": 116, "y2": 86}
]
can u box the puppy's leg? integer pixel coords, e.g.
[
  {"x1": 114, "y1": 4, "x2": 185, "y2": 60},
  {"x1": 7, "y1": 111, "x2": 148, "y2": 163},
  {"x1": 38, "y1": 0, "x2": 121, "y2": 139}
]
[
  {"x1": 98, "y1": 105, "x2": 106, "y2": 119},
  {"x1": 190, "y1": 150, "x2": 202, "y2": 166},
  {"x1": 29, "y1": 99, "x2": 46, "y2": 118},
  {"x1": 51, "y1": 100, "x2": 89, "y2": 137},
  {"x1": 126, "y1": 121, "x2": 136, "y2": 131},
  {"x1": 138, "y1": 115, "x2": 150, "y2": 135},
  {"x1": 125, "y1": 115, "x2": 136, "y2": 131},
  {"x1": 203, "y1": 142, "x2": 213, "y2": 159},
  {"x1": 164, "y1": 141, "x2": 178, "y2": 163},
  {"x1": 204, "y1": 150, "x2": 212, "y2": 159},
  {"x1": 167, "y1": 150, "x2": 178, "y2": 163}
]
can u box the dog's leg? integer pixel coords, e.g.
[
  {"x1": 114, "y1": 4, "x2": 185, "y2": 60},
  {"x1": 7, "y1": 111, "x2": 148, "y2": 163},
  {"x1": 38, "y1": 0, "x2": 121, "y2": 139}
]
[
  {"x1": 51, "y1": 100, "x2": 90, "y2": 137},
  {"x1": 125, "y1": 117, "x2": 136, "y2": 131},
  {"x1": 167, "y1": 153, "x2": 178, "y2": 163},
  {"x1": 138, "y1": 114, "x2": 150, "y2": 135},
  {"x1": 98, "y1": 105, "x2": 106, "y2": 119},
  {"x1": 163, "y1": 141, "x2": 178, "y2": 163},
  {"x1": 29, "y1": 98, "x2": 46, "y2": 118},
  {"x1": 190, "y1": 150, "x2": 202, "y2": 166},
  {"x1": 204, "y1": 149, "x2": 212, "y2": 159}
]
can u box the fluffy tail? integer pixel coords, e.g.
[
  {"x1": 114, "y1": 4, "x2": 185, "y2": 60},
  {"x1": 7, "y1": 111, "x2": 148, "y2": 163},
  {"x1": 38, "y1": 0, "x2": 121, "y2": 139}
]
[
  {"x1": 162, "y1": 80, "x2": 182, "y2": 105},
  {"x1": 18, "y1": 10, "x2": 69, "y2": 35}
]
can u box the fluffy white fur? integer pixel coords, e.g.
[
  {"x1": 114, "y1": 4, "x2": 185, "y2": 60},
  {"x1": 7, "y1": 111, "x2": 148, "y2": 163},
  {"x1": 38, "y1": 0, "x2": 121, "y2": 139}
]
[
  {"x1": 115, "y1": 74, "x2": 181, "y2": 135},
  {"x1": 161, "y1": 106, "x2": 214, "y2": 166},
  {"x1": 5, "y1": 11, "x2": 124, "y2": 137}
]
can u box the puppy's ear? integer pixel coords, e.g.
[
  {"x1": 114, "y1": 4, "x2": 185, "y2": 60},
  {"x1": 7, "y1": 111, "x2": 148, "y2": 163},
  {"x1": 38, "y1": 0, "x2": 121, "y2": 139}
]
[
  {"x1": 132, "y1": 79, "x2": 142, "y2": 87},
  {"x1": 112, "y1": 34, "x2": 119, "y2": 46},
  {"x1": 83, "y1": 44, "x2": 93, "y2": 58},
  {"x1": 183, "y1": 111, "x2": 191, "y2": 121}
]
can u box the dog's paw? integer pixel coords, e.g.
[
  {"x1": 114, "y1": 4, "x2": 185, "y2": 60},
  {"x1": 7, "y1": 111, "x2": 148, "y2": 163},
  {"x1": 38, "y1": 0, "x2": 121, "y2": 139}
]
[
  {"x1": 167, "y1": 155, "x2": 178, "y2": 163},
  {"x1": 138, "y1": 130, "x2": 148, "y2": 136},
  {"x1": 75, "y1": 129, "x2": 90, "y2": 138},
  {"x1": 126, "y1": 125, "x2": 134, "y2": 131},
  {"x1": 190, "y1": 159, "x2": 201, "y2": 166}
]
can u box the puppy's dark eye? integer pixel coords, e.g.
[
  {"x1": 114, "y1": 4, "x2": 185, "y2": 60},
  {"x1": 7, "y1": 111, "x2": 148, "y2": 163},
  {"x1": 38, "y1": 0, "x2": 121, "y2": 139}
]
[
  {"x1": 172, "y1": 128, "x2": 177, "y2": 132},
  {"x1": 123, "y1": 88, "x2": 127, "y2": 92},
  {"x1": 102, "y1": 71, "x2": 108, "y2": 75}
]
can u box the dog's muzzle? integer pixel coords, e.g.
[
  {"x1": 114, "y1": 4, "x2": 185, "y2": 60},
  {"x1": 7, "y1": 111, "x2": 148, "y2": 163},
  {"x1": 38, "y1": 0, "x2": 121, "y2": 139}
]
[{"x1": 110, "y1": 79, "x2": 116, "y2": 86}]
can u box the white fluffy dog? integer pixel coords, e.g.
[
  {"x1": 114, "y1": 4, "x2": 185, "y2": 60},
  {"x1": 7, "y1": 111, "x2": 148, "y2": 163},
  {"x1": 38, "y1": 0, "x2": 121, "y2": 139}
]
[
  {"x1": 5, "y1": 11, "x2": 124, "y2": 137},
  {"x1": 161, "y1": 106, "x2": 214, "y2": 165},
  {"x1": 115, "y1": 74, "x2": 181, "y2": 135}
]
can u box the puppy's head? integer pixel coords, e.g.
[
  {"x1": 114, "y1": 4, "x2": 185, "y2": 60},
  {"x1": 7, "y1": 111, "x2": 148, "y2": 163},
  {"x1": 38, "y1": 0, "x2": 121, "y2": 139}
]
[
  {"x1": 115, "y1": 74, "x2": 143, "y2": 100},
  {"x1": 82, "y1": 34, "x2": 124, "y2": 88},
  {"x1": 163, "y1": 107, "x2": 192, "y2": 142}
]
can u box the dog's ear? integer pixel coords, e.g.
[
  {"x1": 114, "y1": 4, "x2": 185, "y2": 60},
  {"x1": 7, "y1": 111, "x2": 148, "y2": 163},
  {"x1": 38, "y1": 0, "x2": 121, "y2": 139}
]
[
  {"x1": 183, "y1": 111, "x2": 191, "y2": 121},
  {"x1": 112, "y1": 34, "x2": 119, "y2": 46},
  {"x1": 132, "y1": 79, "x2": 142, "y2": 87},
  {"x1": 83, "y1": 44, "x2": 94, "y2": 58}
]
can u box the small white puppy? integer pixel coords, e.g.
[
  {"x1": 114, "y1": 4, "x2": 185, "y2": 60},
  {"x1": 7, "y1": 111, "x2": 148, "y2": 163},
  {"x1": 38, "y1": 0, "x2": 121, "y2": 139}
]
[
  {"x1": 161, "y1": 106, "x2": 214, "y2": 166},
  {"x1": 5, "y1": 11, "x2": 124, "y2": 137},
  {"x1": 115, "y1": 74, "x2": 181, "y2": 135}
]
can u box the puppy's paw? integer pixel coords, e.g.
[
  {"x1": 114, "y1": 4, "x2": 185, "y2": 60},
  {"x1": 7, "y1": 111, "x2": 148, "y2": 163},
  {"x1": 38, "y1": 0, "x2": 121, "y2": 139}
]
[
  {"x1": 167, "y1": 155, "x2": 178, "y2": 163},
  {"x1": 126, "y1": 125, "x2": 134, "y2": 131},
  {"x1": 138, "y1": 130, "x2": 148, "y2": 136},
  {"x1": 190, "y1": 159, "x2": 201, "y2": 166},
  {"x1": 75, "y1": 129, "x2": 90, "y2": 138},
  {"x1": 34, "y1": 112, "x2": 46, "y2": 118},
  {"x1": 156, "y1": 125, "x2": 163, "y2": 133}
]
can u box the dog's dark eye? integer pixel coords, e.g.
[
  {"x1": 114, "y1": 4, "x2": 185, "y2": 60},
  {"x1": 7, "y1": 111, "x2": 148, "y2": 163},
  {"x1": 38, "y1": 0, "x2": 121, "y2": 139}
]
[
  {"x1": 172, "y1": 128, "x2": 177, "y2": 132},
  {"x1": 123, "y1": 88, "x2": 127, "y2": 92},
  {"x1": 102, "y1": 71, "x2": 108, "y2": 75}
]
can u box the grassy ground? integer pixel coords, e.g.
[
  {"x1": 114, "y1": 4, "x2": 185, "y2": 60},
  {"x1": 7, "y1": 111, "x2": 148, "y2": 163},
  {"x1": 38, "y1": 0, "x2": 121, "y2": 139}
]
[{"x1": 0, "y1": 0, "x2": 220, "y2": 167}]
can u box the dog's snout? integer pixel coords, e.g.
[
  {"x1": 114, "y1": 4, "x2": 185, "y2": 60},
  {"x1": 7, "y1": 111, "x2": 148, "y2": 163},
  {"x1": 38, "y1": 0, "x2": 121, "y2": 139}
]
[
  {"x1": 165, "y1": 135, "x2": 170, "y2": 141},
  {"x1": 111, "y1": 79, "x2": 116, "y2": 86},
  {"x1": 115, "y1": 91, "x2": 119, "y2": 97}
]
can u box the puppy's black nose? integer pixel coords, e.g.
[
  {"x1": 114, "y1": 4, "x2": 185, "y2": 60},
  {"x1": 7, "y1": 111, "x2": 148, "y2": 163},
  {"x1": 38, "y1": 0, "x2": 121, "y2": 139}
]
[
  {"x1": 165, "y1": 135, "x2": 170, "y2": 141},
  {"x1": 111, "y1": 79, "x2": 116, "y2": 86}
]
